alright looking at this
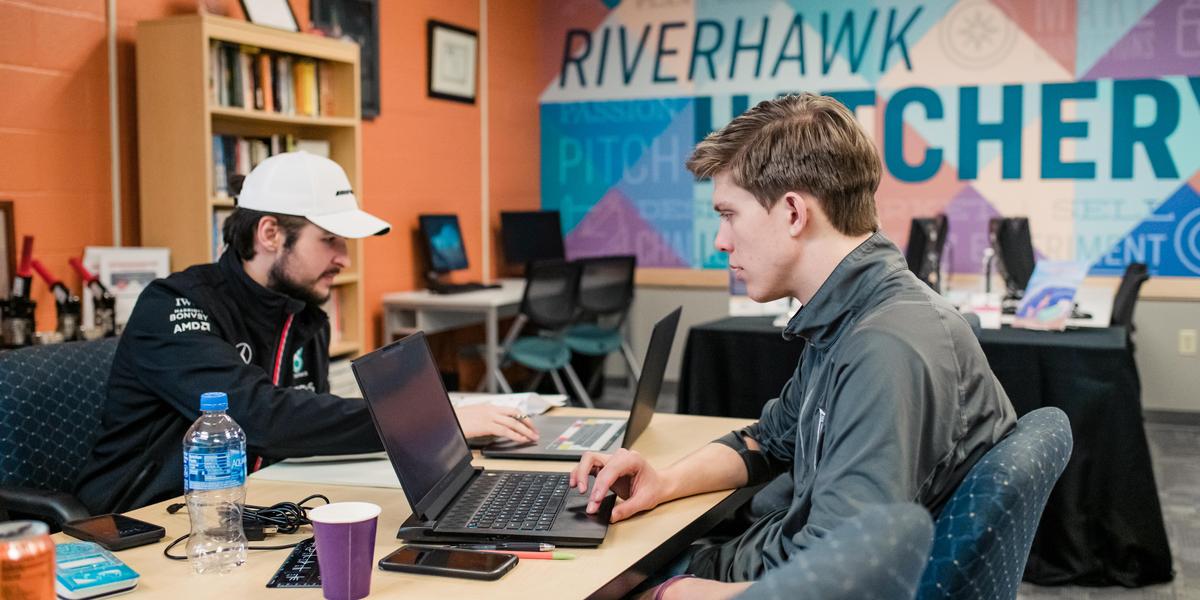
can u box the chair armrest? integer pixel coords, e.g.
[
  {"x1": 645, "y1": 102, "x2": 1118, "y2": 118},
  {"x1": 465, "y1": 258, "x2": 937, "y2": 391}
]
[{"x1": 0, "y1": 486, "x2": 90, "y2": 527}]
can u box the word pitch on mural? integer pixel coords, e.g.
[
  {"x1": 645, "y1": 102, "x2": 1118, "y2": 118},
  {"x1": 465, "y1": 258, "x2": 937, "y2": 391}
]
[{"x1": 540, "y1": 0, "x2": 1200, "y2": 279}]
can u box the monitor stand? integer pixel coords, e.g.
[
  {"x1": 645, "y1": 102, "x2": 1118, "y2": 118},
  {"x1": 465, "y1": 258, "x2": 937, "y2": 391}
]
[{"x1": 425, "y1": 271, "x2": 500, "y2": 295}]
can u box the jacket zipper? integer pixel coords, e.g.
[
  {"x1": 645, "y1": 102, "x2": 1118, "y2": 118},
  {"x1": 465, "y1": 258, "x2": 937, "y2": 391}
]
[{"x1": 255, "y1": 312, "x2": 295, "y2": 472}]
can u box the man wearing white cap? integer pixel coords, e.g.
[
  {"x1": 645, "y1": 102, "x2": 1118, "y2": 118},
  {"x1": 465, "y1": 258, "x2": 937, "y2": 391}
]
[{"x1": 76, "y1": 152, "x2": 537, "y2": 513}]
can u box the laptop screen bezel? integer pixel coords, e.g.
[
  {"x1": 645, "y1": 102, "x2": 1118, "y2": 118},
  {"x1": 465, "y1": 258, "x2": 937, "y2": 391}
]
[
  {"x1": 620, "y1": 307, "x2": 681, "y2": 449},
  {"x1": 351, "y1": 332, "x2": 477, "y2": 520}
]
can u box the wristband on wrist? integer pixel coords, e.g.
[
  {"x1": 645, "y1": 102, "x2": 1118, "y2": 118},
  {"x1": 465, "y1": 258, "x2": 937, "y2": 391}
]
[{"x1": 654, "y1": 574, "x2": 696, "y2": 600}]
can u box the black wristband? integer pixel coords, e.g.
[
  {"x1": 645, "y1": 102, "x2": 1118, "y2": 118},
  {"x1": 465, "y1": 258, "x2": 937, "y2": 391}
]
[{"x1": 714, "y1": 429, "x2": 775, "y2": 486}]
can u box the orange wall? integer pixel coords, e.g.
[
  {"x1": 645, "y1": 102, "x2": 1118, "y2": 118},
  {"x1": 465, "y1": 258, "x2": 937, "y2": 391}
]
[
  {"x1": 0, "y1": 0, "x2": 541, "y2": 349},
  {"x1": 359, "y1": 0, "x2": 542, "y2": 349}
]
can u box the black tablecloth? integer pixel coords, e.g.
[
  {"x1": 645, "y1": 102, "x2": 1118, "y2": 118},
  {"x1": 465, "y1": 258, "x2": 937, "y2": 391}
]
[{"x1": 678, "y1": 316, "x2": 1173, "y2": 587}]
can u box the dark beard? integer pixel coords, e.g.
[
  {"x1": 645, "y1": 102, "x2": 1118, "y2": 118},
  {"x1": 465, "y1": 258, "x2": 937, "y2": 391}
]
[{"x1": 267, "y1": 258, "x2": 330, "y2": 306}]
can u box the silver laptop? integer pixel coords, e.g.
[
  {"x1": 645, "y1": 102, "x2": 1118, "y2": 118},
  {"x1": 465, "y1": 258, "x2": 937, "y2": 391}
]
[{"x1": 481, "y1": 307, "x2": 681, "y2": 461}]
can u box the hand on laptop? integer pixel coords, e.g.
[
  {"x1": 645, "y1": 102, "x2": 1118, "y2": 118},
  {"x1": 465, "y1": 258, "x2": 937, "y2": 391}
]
[
  {"x1": 570, "y1": 449, "x2": 666, "y2": 522},
  {"x1": 455, "y1": 404, "x2": 539, "y2": 444}
]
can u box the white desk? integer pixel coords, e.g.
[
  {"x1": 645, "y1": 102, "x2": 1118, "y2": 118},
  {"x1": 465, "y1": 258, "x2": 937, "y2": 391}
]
[{"x1": 381, "y1": 279, "x2": 524, "y2": 392}]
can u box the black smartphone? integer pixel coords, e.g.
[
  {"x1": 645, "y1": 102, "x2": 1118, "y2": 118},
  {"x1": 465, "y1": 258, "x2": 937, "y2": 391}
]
[
  {"x1": 378, "y1": 545, "x2": 517, "y2": 581},
  {"x1": 62, "y1": 513, "x2": 166, "y2": 551}
]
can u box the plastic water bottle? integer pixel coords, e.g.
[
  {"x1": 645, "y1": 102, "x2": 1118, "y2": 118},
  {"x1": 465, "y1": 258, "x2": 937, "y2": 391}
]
[{"x1": 183, "y1": 392, "x2": 248, "y2": 574}]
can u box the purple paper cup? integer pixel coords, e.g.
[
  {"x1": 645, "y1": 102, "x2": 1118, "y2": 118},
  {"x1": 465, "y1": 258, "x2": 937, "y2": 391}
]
[{"x1": 309, "y1": 502, "x2": 382, "y2": 600}]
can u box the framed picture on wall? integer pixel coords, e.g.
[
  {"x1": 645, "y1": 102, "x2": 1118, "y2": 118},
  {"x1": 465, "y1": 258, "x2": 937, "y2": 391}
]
[
  {"x1": 0, "y1": 200, "x2": 14, "y2": 298},
  {"x1": 427, "y1": 20, "x2": 478, "y2": 104},
  {"x1": 239, "y1": 0, "x2": 300, "y2": 32},
  {"x1": 311, "y1": 0, "x2": 380, "y2": 119}
]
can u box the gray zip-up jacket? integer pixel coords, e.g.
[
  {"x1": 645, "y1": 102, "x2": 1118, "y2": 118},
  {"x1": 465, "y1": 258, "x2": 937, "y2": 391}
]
[{"x1": 690, "y1": 232, "x2": 1016, "y2": 582}]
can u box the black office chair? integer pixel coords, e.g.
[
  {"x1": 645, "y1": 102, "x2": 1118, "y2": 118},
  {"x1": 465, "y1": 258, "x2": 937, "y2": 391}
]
[
  {"x1": 563, "y1": 255, "x2": 639, "y2": 394},
  {"x1": 0, "y1": 337, "x2": 119, "y2": 527},
  {"x1": 491, "y1": 259, "x2": 594, "y2": 406},
  {"x1": 1110, "y1": 262, "x2": 1149, "y2": 331}
]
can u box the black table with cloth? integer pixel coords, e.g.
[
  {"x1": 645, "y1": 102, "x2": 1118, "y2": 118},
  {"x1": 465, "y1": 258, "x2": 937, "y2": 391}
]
[{"x1": 677, "y1": 316, "x2": 1173, "y2": 587}]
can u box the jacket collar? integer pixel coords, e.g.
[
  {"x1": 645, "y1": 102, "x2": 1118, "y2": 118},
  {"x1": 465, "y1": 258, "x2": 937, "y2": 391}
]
[
  {"x1": 782, "y1": 232, "x2": 908, "y2": 348},
  {"x1": 218, "y1": 250, "x2": 309, "y2": 316}
]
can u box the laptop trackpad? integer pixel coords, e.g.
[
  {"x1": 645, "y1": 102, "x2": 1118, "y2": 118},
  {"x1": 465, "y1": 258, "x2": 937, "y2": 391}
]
[{"x1": 558, "y1": 476, "x2": 616, "y2": 533}]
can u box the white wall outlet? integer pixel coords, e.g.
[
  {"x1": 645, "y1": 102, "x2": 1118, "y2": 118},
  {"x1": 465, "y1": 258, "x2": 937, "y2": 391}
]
[{"x1": 1180, "y1": 329, "x2": 1198, "y2": 356}]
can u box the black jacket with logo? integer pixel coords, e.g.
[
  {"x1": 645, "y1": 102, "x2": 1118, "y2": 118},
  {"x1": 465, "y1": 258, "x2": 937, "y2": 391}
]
[{"x1": 75, "y1": 251, "x2": 381, "y2": 514}]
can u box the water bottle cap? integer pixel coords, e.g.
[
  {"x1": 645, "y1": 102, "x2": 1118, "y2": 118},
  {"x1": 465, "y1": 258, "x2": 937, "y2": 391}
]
[{"x1": 200, "y1": 392, "x2": 228, "y2": 411}]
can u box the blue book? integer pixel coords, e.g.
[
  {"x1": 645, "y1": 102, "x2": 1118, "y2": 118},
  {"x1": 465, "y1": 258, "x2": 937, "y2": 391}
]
[{"x1": 55, "y1": 542, "x2": 139, "y2": 599}]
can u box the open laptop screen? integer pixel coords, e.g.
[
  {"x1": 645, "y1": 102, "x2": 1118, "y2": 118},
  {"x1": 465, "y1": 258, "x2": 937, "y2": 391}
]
[
  {"x1": 352, "y1": 333, "x2": 471, "y2": 509},
  {"x1": 622, "y1": 307, "x2": 680, "y2": 448}
]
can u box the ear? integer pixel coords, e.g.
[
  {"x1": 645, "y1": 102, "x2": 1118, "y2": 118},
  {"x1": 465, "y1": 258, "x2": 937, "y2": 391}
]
[
  {"x1": 255, "y1": 215, "x2": 283, "y2": 255},
  {"x1": 782, "y1": 192, "x2": 808, "y2": 238}
]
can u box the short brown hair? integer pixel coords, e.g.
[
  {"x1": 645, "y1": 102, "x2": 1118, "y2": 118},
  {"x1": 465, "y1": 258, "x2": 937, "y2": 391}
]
[
  {"x1": 686, "y1": 93, "x2": 881, "y2": 236},
  {"x1": 222, "y1": 208, "x2": 308, "y2": 260}
]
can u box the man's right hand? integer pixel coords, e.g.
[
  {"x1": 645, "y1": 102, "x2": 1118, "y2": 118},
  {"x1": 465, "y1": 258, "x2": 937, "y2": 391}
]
[{"x1": 569, "y1": 448, "x2": 669, "y2": 522}]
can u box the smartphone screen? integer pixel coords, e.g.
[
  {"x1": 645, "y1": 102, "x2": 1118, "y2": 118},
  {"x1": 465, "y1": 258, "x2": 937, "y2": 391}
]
[
  {"x1": 63, "y1": 514, "x2": 166, "y2": 551},
  {"x1": 379, "y1": 546, "x2": 515, "y2": 578}
]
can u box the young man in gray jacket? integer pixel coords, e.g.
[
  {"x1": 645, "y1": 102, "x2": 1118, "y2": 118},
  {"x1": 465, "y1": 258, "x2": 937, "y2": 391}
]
[{"x1": 570, "y1": 93, "x2": 1016, "y2": 598}]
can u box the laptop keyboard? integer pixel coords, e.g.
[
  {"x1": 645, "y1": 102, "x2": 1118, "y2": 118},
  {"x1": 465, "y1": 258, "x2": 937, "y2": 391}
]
[
  {"x1": 554, "y1": 422, "x2": 610, "y2": 449},
  {"x1": 442, "y1": 472, "x2": 569, "y2": 531},
  {"x1": 544, "y1": 419, "x2": 625, "y2": 452}
]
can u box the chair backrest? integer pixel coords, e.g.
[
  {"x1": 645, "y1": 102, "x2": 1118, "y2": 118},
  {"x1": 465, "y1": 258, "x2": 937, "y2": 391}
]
[
  {"x1": 738, "y1": 503, "x2": 934, "y2": 600},
  {"x1": 1109, "y1": 262, "x2": 1149, "y2": 328},
  {"x1": 520, "y1": 259, "x2": 582, "y2": 331},
  {"x1": 0, "y1": 337, "x2": 119, "y2": 494},
  {"x1": 575, "y1": 255, "x2": 636, "y2": 322},
  {"x1": 915, "y1": 407, "x2": 1073, "y2": 600}
]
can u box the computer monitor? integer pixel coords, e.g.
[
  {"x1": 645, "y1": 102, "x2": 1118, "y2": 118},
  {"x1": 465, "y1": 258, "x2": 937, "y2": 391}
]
[
  {"x1": 418, "y1": 214, "x2": 469, "y2": 274},
  {"x1": 904, "y1": 215, "x2": 948, "y2": 291},
  {"x1": 989, "y1": 217, "x2": 1036, "y2": 299},
  {"x1": 500, "y1": 211, "x2": 565, "y2": 266}
]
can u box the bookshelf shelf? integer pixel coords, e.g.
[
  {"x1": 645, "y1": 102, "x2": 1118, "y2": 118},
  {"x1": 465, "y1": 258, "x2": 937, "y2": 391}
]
[
  {"x1": 137, "y1": 13, "x2": 365, "y2": 359},
  {"x1": 329, "y1": 341, "x2": 360, "y2": 358},
  {"x1": 210, "y1": 106, "x2": 358, "y2": 128}
]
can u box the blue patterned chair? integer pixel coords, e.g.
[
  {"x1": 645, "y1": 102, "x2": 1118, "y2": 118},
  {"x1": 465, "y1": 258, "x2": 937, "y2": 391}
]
[
  {"x1": 737, "y1": 503, "x2": 935, "y2": 600},
  {"x1": 916, "y1": 407, "x2": 1073, "y2": 600},
  {"x1": 0, "y1": 338, "x2": 119, "y2": 526}
]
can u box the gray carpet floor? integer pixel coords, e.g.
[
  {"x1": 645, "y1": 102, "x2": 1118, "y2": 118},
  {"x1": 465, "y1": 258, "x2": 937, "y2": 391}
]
[{"x1": 593, "y1": 383, "x2": 1200, "y2": 599}]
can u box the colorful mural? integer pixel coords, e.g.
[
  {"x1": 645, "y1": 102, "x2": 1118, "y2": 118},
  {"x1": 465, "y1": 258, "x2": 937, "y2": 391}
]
[{"x1": 539, "y1": 0, "x2": 1200, "y2": 278}]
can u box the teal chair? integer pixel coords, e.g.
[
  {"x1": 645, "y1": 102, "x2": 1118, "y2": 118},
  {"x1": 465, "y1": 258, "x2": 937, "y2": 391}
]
[
  {"x1": 492, "y1": 259, "x2": 593, "y2": 406},
  {"x1": 562, "y1": 255, "x2": 639, "y2": 394}
]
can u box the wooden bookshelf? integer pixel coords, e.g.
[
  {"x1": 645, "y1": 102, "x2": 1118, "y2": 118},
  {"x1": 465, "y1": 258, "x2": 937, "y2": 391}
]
[{"x1": 136, "y1": 13, "x2": 364, "y2": 358}]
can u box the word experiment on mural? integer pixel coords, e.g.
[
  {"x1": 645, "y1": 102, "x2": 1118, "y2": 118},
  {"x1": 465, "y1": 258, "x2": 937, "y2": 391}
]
[{"x1": 539, "y1": 1, "x2": 1200, "y2": 281}]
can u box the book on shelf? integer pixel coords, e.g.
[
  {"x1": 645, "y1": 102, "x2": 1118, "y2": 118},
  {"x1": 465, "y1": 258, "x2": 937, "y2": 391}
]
[
  {"x1": 212, "y1": 135, "x2": 228, "y2": 196},
  {"x1": 212, "y1": 208, "x2": 233, "y2": 261},
  {"x1": 293, "y1": 58, "x2": 318, "y2": 117},
  {"x1": 208, "y1": 41, "x2": 334, "y2": 117},
  {"x1": 212, "y1": 133, "x2": 310, "y2": 195},
  {"x1": 238, "y1": 47, "x2": 253, "y2": 109}
]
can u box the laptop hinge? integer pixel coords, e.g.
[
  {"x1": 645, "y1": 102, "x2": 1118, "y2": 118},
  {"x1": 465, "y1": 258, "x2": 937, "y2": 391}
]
[{"x1": 415, "y1": 458, "x2": 478, "y2": 521}]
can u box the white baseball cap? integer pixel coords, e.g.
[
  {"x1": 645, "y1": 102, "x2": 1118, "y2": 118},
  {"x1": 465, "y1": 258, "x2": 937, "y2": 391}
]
[{"x1": 237, "y1": 151, "x2": 391, "y2": 238}]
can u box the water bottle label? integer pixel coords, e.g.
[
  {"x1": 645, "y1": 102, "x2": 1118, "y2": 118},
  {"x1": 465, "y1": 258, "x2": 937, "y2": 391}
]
[{"x1": 184, "y1": 448, "x2": 246, "y2": 491}]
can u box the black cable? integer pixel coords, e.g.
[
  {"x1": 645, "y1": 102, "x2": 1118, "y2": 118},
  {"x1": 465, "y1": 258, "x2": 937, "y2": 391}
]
[{"x1": 163, "y1": 494, "x2": 330, "y2": 561}]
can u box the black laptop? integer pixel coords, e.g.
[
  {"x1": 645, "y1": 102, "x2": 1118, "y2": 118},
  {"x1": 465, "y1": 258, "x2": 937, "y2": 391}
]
[
  {"x1": 482, "y1": 307, "x2": 681, "y2": 460},
  {"x1": 351, "y1": 332, "x2": 614, "y2": 547}
]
